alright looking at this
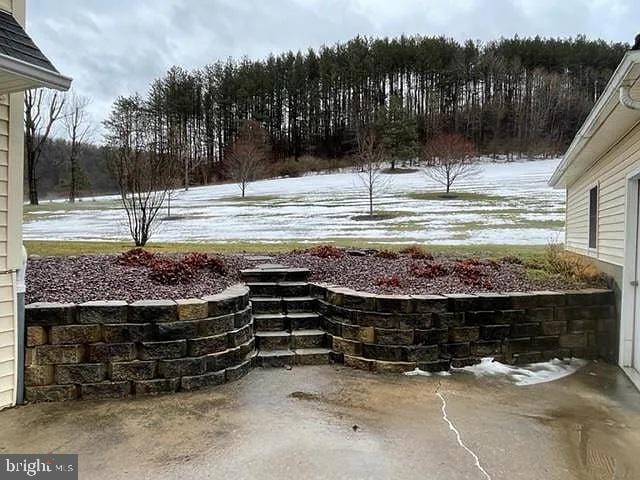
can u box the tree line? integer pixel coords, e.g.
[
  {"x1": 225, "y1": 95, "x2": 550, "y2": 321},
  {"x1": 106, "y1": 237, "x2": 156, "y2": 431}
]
[{"x1": 27, "y1": 34, "x2": 628, "y2": 202}]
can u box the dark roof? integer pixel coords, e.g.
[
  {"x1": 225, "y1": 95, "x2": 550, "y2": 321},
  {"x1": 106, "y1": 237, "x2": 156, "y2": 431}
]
[{"x1": 0, "y1": 9, "x2": 58, "y2": 72}]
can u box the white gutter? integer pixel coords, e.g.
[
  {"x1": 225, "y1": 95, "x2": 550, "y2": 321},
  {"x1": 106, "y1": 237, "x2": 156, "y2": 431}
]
[
  {"x1": 620, "y1": 82, "x2": 640, "y2": 110},
  {"x1": 0, "y1": 53, "x2": 72, "y2": 91}
]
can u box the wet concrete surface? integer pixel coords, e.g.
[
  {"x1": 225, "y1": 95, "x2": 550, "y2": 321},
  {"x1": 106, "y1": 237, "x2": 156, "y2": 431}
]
[{"x1": 0, "y1": 362, "x2": 639, "y2": 480}]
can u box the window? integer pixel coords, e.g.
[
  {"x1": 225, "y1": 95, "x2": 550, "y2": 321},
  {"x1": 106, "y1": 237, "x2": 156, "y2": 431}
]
[{"x1": 588, "y1": 186, "x2": 598, "y2": 249}]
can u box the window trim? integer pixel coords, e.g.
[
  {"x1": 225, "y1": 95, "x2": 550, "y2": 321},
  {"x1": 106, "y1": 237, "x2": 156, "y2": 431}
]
[{"x1": 587, "y1": 182, "x2": 599, "y2": 254}]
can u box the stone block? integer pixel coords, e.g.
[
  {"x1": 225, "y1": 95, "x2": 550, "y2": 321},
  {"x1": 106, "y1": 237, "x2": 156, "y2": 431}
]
[
  {"x1": 198, "y1": 314, "x2": 235, "y2": 336},
  {"x1": 512, "y1": 352, "x2": 543, "y2": 365},
  {"x1": 181, "y1": 370, "x2": 226, "y2": 391},
  {"x1": 375, "y1": 295, "x2": 413, "y2": 314},
  {"x1": 326, "y1": 288, "x2": 346, "y2": 306},
  {"x1": 225, "y1": 359, "x2": 251, "y2": 382},
  {"x1": 342, "y1": 291, "x2": 376, "y2": 310},
  {"x1": 504, "y1": 338, "x2": 531, "y2": 354},
  {"x1": 451, "y1": 357, "x2": 479, "y2": 368},
  {"x1": 542, "y1": 320, "x2": 567, "y2": 336},
  {"x1": 500, "y1": 310, "x2": 527, "y2": 323},
  {"x1": 205, "y1": 292, "x2": 244, "y2": 317},
  {"x1": 206, "y1": 347, "x2": 241, "y2": 372},
  {"x1": 445, "y1": 294, "x2": 479, "y2": 312},
  {"x1": 24, "y1": 365, "x2": 54, "y2": 386},
  {"x1": 465, "y1": 311, "x2": 496, "y2": 325},
  {"x1": 158, "y1": 357, "x2": 205, "y2": 378},
  {"x1": 417, "y1": 359, "x2": 451, "y2": 372},
  {"x1": 49, "y1": 325, "x2": 101, "y2": 345},
  {"x1": 129, "y1": 300, "x2": 177, "y2": 323},
  {"x1": 511, "y1": 322, "x2": 541, "y2": 337},
  {"x1": 110, "y1": 360, "x2": 156, "y2": 381},
  {"x1": 526, "y1": 308, "x2": 554, "y2": 323},
  {"x1": 441, "y1": 342, "x2": 470, "y2": 358},
  {"x1": 373, "y1": 359, "x2": 416, "y2": 374},
  {"x1": 25, "y1": 348, "x2": 34, "y2": 366},
  {"x1": 55, "y1": 363, "x2": 106, "y2": 384},
  {"x1": 228, "y1": 324, "x2": 253, "y2": 348},
  {"x1": 475, "y1": 293, "x2": 513, "y2": 311},
  {"x1": 157, "y1": 320, "x2": 200, "y2": 340},
  {"x1": 362, "y1": 343, "x2": 405, "y2": 362},
  {"x1": 323, "y1": 318, "x2": 343, "y2": 337},
  {"x1": 354, "y1": 310, "x2": 397, "y2": 328},
  {"x1": 479, "y1": 324, "x2": 511, "y2": 340},
  {"x1": 406, "y1": 345, "x2": 439, "y2": 362},
  {"x1": 405, "y1": 313, "x2": 433, "y2": 330},
  {"x1": 375, "y1": 328, "x2": 414, "y2": 345},
  {"x1": 26, "y1": 385, "x2": 77, "y2": 403},
  {"x1": 433, "y1": 313, "x2": 465, "y2": 328},
  {"x1": 515, "y1": 291, "x2": 565, "y2": 308},
  {"x1": 35, "y1": 345, "x2": 85, "y2": 365},
  {"x1": 234, "y1": 307, "x2": 253, "y2": 328},
  {"x1": 411, "y1": 295, "x2": 448, "y2": 314},
  {"x1": 139, "y1": 340, "x2": 187, "y2": 360},
  {"x1": 26, "y1": 326, "x2": 47, "y2": 347},
  {"x1": 102, "y1": 323, "x2": 154, "y2": 343},
  {"x1": 414, "y1": 328, "x2": 448, "y2": 346},
  {"x1": 341, "y1": 323, "x2": 362, "y2": 342},
  {"x1": 569, "y1": 319, "x2": 597, "y2": 333},
  {"x1": 564, "y1": 289, "x2": 614, "y2": 306},
  {"x1": 88, "y1": 342, "x2": 136, "y2": 362},
  {"x1": 80, "y1": 381, "x2": 131, "y2": 400},
  {"x1": 188, "y1": 334, "x2": 228, "y2": 356},
  {"x1": 359, "y1": 326, "x2": 375, "y2": 343},
  {"x1": 134, "y1": 378, "x2": 180, "y2": 396},
  {"x1": 176, "y1": 298, "x2": 209, "y2": 320},
  {"x1": 474, "y1": 340, "x2": 502, "y2": 356},
  {"x1": 238, "y1": 338, "x2": 255, "y2": 359},
  {"x1": 25, "y1": 302, "x2": 76, "y2": 326},
  {"x1": 78, "y1": 301, "x2": 128, "y2": 324},
  {"x1": 332, "y1": 336, "x2": 362, "y2": 356},
  {"x1": 531, "y1": 336, "x2": 560, "y2": 351},
  {"x1": 559, "y1": 333, "x2": 588, "y2": 349},
  {"x1": 449, "y1": 327, "x2": 480, "y2": 343},
  {"x1": 343, "y1": 355, "x2": 374, "y2": 371}
]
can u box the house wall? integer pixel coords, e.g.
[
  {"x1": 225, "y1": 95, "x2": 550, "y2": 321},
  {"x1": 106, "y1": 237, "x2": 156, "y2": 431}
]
[
  {"x1": 0, "y1": 0, "x2": 24, "y2": 410},
  {"x1": 565, "y1": 120, "x2": 640, "y2": 266}
]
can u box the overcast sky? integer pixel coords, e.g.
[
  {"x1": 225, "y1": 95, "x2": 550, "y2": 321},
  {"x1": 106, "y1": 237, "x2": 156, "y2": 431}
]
[{"x1": 28, "y1": 0, "x2": 637, "y2": 139}]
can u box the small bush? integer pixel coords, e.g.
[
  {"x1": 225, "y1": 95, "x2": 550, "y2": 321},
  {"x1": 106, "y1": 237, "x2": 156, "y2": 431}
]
[
  {"x1": 117, "y1": 248, "x2": 155, "y2": 267},
  {"x1": 376, "y1": 275, "x2": 402, "y2": 288},
  {"x1": 375, "y1": 249, "x2": 399, "y2": 260},
  {"x1": 148, "y1": 258, "x2": 195, "y2": 285},
  {"x1": 411, "y1": 262, "x2": 448, "y2": 278},
  {"x1": 500, "y1": 255, "x2": 524, "y2": 265},
  {"x1": 454, "y1": 260, "x2": 484, "y2": 286},
  {"x1": 400, "y1": 245, "x2": 434, "y2": 260},
  {"x1": 300, "y1": 244, "x2": 345, "y2": 258},
  {"x1": 543, "y1": 243, "x2": 602, "y2": 283},
  {"x1": 182, "y1": 252, "x2": 227, "y2": 275}
]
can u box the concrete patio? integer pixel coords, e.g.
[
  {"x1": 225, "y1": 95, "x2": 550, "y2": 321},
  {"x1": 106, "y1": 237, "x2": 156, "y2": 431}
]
[{"x1": 1, "y1": 362, "x2": 639, "y2": 480}]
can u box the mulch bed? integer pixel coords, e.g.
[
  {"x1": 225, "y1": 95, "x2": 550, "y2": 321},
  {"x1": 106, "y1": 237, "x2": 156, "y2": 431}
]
[{"x1": 26, "y1": 249, "x2": 606, "y2": 304}]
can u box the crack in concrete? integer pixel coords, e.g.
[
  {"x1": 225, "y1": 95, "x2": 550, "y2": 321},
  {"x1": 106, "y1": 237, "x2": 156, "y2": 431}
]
[{"x1": 436, "y1": 390, "x2": 492, "y2": 480}]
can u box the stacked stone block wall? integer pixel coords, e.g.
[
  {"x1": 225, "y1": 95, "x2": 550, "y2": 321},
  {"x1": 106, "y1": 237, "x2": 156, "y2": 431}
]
[
  {"x1": 312, "y1": 285, "x2": 616, "y2": 373},
  {"x1": 24, "y1": 285, "x2": 254, "y2": 403}
]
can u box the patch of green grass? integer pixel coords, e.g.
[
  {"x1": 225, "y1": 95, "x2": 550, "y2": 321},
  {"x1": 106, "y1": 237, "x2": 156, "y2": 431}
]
[
  {"x1": 24, "y1": 239, "x2": 548, "y2": 260},
  {"x1": 406, "y1": 191, "x2": 507, "y2": 202},
  {"x1": 351, "y1": 210, "x2": 415, "y2": 221},
  {"x1": 24, "y1": 200, "x2": 121, "y2": 214},
  {"x1": 381, "y1": 167, "x2": 420, "y2": 174},
  {"x1": 450, "y1": 219, "x2": 565, "y2": 231},
  {"x1": 525, "y1": 267, "x2": 559, "y2": 283}
]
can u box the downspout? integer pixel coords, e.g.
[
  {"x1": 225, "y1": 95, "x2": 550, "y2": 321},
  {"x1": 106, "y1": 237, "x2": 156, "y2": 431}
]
[
  {"x1": 620, "y1": 82, "x2": 640, "y2": 110},
  {"x1": 15, "y1": 245, "x2": 26, "y2": 405}
]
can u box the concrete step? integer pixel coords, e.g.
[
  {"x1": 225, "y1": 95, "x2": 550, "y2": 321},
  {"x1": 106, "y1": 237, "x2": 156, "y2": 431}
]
[
  {"x1": 284, "y1": 296, "x2": 317, "y2": 313},
  {"x1": 291, "y1": 329, "x2": 326, "y2": 349},
  {"x1": 288, "y1": 312, "x2": 322, "y2": 330},
  {"x1": 246, "y1": 281, "x2": 311, "y2": 298},
  {"x1": 246, "y1": 282, "x2": 279, "y2": 297},
  {"x1": 255, "y1": 331, "x2": 291, "y2": 350},
  {"x1": 294, "y1": 348, "x2": 332, "y2": 365},
  {"x1": 253, "y1": 313, "x2": 286, "y2": 331},
  {"x1": 255, "y1": 349, "x2": 295, "y2": 368},
  {"x1": 241, "y1": 267, "x2": 311, "y2": 283},
  {"x1": 251, "y1": 297, "x2": 283, "y2": 314}
]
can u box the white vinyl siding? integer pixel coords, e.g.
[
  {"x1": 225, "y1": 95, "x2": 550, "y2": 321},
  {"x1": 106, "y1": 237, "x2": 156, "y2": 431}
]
[{"x1": 566, "y1": 121, "x2": 640, "y2": 266}]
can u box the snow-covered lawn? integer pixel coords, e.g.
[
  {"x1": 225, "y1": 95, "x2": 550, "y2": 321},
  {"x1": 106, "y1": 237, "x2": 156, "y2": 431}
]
[{"x1": 24, "y1": 158, "x2": 564, "y2": 245}]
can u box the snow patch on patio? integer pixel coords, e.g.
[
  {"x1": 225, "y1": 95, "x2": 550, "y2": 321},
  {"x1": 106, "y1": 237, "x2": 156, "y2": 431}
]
[{"x1": 456, "y1": 357, "x2": 588, "y2": 385}]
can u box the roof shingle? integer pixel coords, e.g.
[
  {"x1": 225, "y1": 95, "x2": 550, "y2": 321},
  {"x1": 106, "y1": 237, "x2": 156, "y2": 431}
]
[{"x1": 0, "y1": 9, "x2": 58, "y2": 72}]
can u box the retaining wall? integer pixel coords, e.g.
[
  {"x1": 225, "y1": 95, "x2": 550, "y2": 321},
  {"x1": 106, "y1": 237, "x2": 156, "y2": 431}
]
[
  {"x1": 312, "y1": 285, "x2": 616, "y2": 373},
  {"x1": 24, "y1": 285, "x2": 254, "y2": 403}
]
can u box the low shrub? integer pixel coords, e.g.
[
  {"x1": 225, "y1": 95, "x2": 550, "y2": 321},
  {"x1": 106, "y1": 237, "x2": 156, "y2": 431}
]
[
  {"x1": 117, "y1": 248, "x2": 155, "y2": 267},
  {"x1": 543, "y1": 243, "x2": 602, "y2": 283},
  {"x1": 375, "y1": 275, "x2": 402, "y2": 288},
  {"x1": 148, "y1": 257, "x2": 195, "y2": 285},
  {"x1": 375, "y1": 249, "x2": 399, "y2": 260},
  {"x1": 411, "y1": 262, "x2": 448, "y2": 278},
  {"x1": 182, "y1": 252, "x2": 227, "y2": 275},
  {"x1": 500, "y1": 255, "x2": 524, "y2": 265},
  {"x1": 454, "y1": 260, "x2": 485, "y2": 286},
  {"x1": 400, "y1": 245, "x2": 434, "y2": 260}
]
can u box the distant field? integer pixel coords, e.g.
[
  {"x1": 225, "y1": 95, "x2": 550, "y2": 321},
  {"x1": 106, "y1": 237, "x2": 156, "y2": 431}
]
[{"x1": 23, "y1": 158, "x2": 564, "y2": 246}]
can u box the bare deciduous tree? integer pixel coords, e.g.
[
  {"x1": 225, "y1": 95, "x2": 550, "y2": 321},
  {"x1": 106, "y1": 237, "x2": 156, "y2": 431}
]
[
  {"x1": 64, "y1": 93, "x2": 93, "y2": 203},
  {"x1": 105, "y1": 95, "x2": 179, "y2": 246},
  {"x1": 224, "y1": 119, "x2": 267, "y2": 198},
  {"x1": 24, "y1": 89, "x2": 66, "y2": 205},
  {"x1": 422, "y1": 133, "x2": 479, "y2": 193},
  {"x1": 356, "y1": 127, "x2": 389, "y2": 217}
]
